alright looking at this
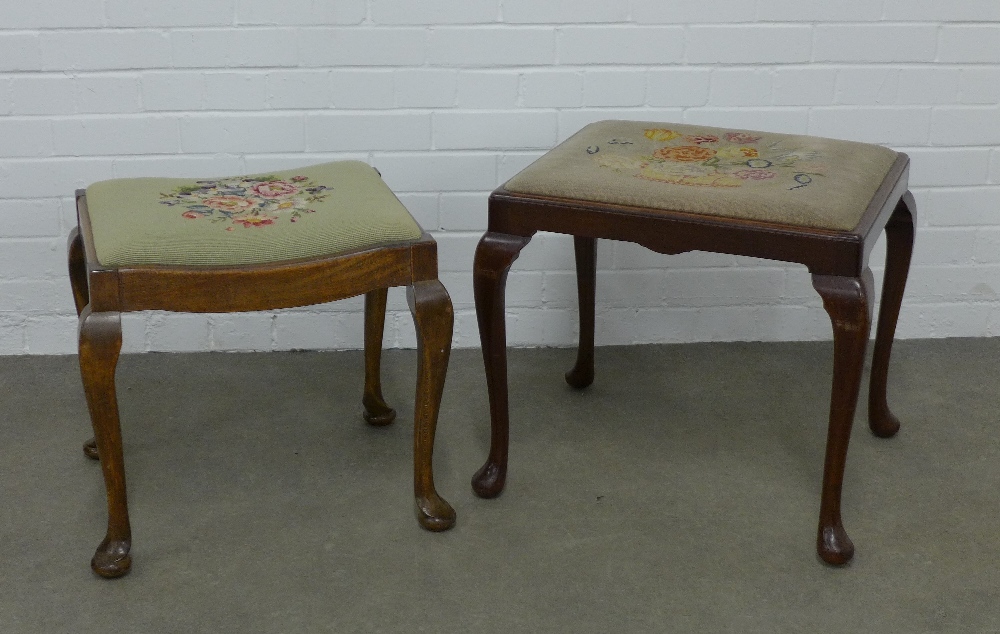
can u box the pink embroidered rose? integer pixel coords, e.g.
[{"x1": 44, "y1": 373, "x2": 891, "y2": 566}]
[
  {"x1": 653, "y1": 145, "x2": 718, "y2": 162},
  {"x1": 160, "y1": 175, "x2": 331, "y2": 231},
  {"x1": 684, "y1": 134, "x2": 719, "y2": 145},
  {"x1": 725, "y1": 132, "x2": 762, "y2": 144},
  {"x1": 733, "y1": 169, "x2": 777, "y2": 180},
  {"x1": 234, "y1": 215, "x2": 276, "y2": 228},
  {"x1": 251, "y1": 181, "x2": 299, "y2": 198},
  {"x1": 203, "y1": 196, "x2": 255, "y2": 212}
]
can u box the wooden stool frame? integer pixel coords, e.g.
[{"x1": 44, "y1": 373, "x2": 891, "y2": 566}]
[
  {"x1": 472, "y1": 154, "x2": 915, "y2": 565},
  {"x1": 70, "y1": 188, "x2": 456, "y2": 578}
]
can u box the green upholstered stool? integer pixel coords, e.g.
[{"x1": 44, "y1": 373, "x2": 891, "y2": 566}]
[
  {"x1": 70, "y1": 161, "x2": 456, "y2": 578},
  {"x1": 472, "y1": 120, "x2": 915, "y2": 566},
  {"x1": 85, "y1": 161, "x2": 425, "y2": 267}
]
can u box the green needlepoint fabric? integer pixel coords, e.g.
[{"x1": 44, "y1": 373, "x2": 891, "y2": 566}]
[
  {"x1": 503, "y1": 120, "x2": 899, "y2": 231},
  {"x1": 85, "y1": 161, "x2": 424, "y2": 267}
]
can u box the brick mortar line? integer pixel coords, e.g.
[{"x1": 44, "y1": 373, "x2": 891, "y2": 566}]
[{"x1": 3, "y1": 21, "x2": 998, "y2": 33}]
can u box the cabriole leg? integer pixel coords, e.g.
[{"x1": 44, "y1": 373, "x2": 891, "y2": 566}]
[
  {"x1": 362, "y1": 288, "x2": 396, "y2": 426},
  {"x1": 471, "y1": 232, "x2": 532, "y2": 499},
  {"x1": 79, "y1": 307, "x2": 131, "y2": 578},
  {"x1": 812, "y1": 270, "x2": 873, "y2": 565},
  {"x1": 408, "y1": 280, "x2": 456, "y2": 531},
  {"x1": 869, "y1": 193, "x2": 916, "y2": 438},
  {"x1": 565, "y1": 236, "x2": 596, "y2": 389},
  {"x1": 69, "y1": 227, "x2": 101, "y2": 461}
]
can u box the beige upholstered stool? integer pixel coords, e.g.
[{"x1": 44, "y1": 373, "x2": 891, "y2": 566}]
[
  {"x1": 472, "y1": 120, "x2": 915, "y2": 565},
  {"x1": 70, "y1": 161, "x2": 455, "y2": 578}
]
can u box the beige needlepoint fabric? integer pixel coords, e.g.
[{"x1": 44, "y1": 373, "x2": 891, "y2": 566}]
[
  {"x1": 86, "y1": 161, "x2": 424, "y2": 267},
  {"x1": 503, "y1": 120, "x2": 899, "y2": 231}
]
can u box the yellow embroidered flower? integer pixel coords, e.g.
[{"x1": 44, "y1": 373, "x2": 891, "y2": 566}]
[
  {"x1": 716, "y1": 146, "x2": 760, "y2": 160},
  {"x1": 203, "y1": 196, "x2": 255, "y2": 212},
  {"x1": 644, "y1": 129, "x2": 681, "y2": 142},
  {"x1": 653, "y1": 145, "x2": 717, "y2": 162}
]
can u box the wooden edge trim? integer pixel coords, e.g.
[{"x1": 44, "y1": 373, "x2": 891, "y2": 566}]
[
  {"x1": 489, "y1": 187, "x2": 861, "y2": 240},
  {"x1": 75, "y1": 193, "x2": 101, "y2": 271},
  {"x1": 117, "y1": 241, "x2": 423, "y2": 313},
  {"x1": 75, "y1": 192, "x2": 121, "y2": 312},
  {"x1": 487, "y1": 189, "x2": 865, "y2": 276},
  {"x1": 409, "y1": 232, "x2": 439, "y2": 283}
]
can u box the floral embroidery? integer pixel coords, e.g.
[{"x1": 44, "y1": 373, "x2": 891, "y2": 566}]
[
  {"x1": 159, "y1": 175, "x2": 331, "y2": 231},
  {"x1": 251, "y1": 181, "x2": 299, "y2": 198},
  {"x1": 234, "y1": 215, "x2": 276, "y2": 228},
  {"x1": 733, "y1": 169, "x2": 777, "y2": 181},
  {"x1": 638, "y1": 161, "x2": 743, "y2": 188},
  {"x1": 684, "y1": 134, "x2": 719, "y2": 145},
  {"x1": 790, "y1": 174, "x2": 813, "y2": 190},
  {"x1": 644, "y1": 129, "x2": 682, "y2": 142},
  {"x1": 725, "y1": 132, "x2": 762, "y2": 144},
  {"x1": 716, "y1": 146, "x2": 759, "y2": 160},
  {"x1": 204, "y1": 196, "x2": 255, "y2": 212},
  {"x1": 594, "y1": 129, "x2": 826, "y2": 191},
  {"x1": 653, "y1": 145, "x2": 717, "y2": 162}
]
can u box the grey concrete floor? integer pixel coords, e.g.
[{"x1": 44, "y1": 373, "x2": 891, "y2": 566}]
[{"x1": 2, "y1": 340, "x2": 999, "y2": 633}]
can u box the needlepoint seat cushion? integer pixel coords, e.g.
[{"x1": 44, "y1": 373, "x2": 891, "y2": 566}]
[
  {"x1": 503, "y1": 120, "x2": 899, "y2": 231},
  {"x1": 85, "y1": 160, "x2": 424, "y2": 267}
]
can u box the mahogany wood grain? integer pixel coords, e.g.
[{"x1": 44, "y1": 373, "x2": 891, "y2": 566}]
[
  {"x1": 471, "y1": 231, "x2": 533, "y2": 499},
  {"x1": 68, "y1": 227, "x2": 89, "y2": 317},
  {"x1": 78, "y1": 307, "x2": 131, "y2": 578},
  {"x1": 362, "y1": 288, "x2": 396, "y2": 426},
  {"x1": 69, "y1": 225, "x2": 101, "y2": 461},
  {"x1": 811, "y1": 270, "x2": 873, "y2": 565},
  {"x1": 408, "y1": 279, "x2": 456, "y2": 530},
  {"x1": 868, "y1": 193, "x2": 916, "y2": 438},
  {"x1": 565, "y1": 236, "x2": 596, "y2": 389},
  {"x1": 473, "y1": 150, "x2": 915, "y2": 566},
  {"x1": 115, "y1": 241, "x2": 423, "y2": 313}
]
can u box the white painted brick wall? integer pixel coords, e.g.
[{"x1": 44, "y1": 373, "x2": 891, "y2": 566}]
[
  {"x1": 560, "y1": 27, "x2": 684, "y2": 65},
  {"x1": 455, "y1": 71, "x2": 519, "y2": 108},
  {"x1": 238, "y1": 0, "x2": 366, "y2": 26},
  {"x1": 2, "y1": 1, "x2": 1000, "y2": 354}
]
